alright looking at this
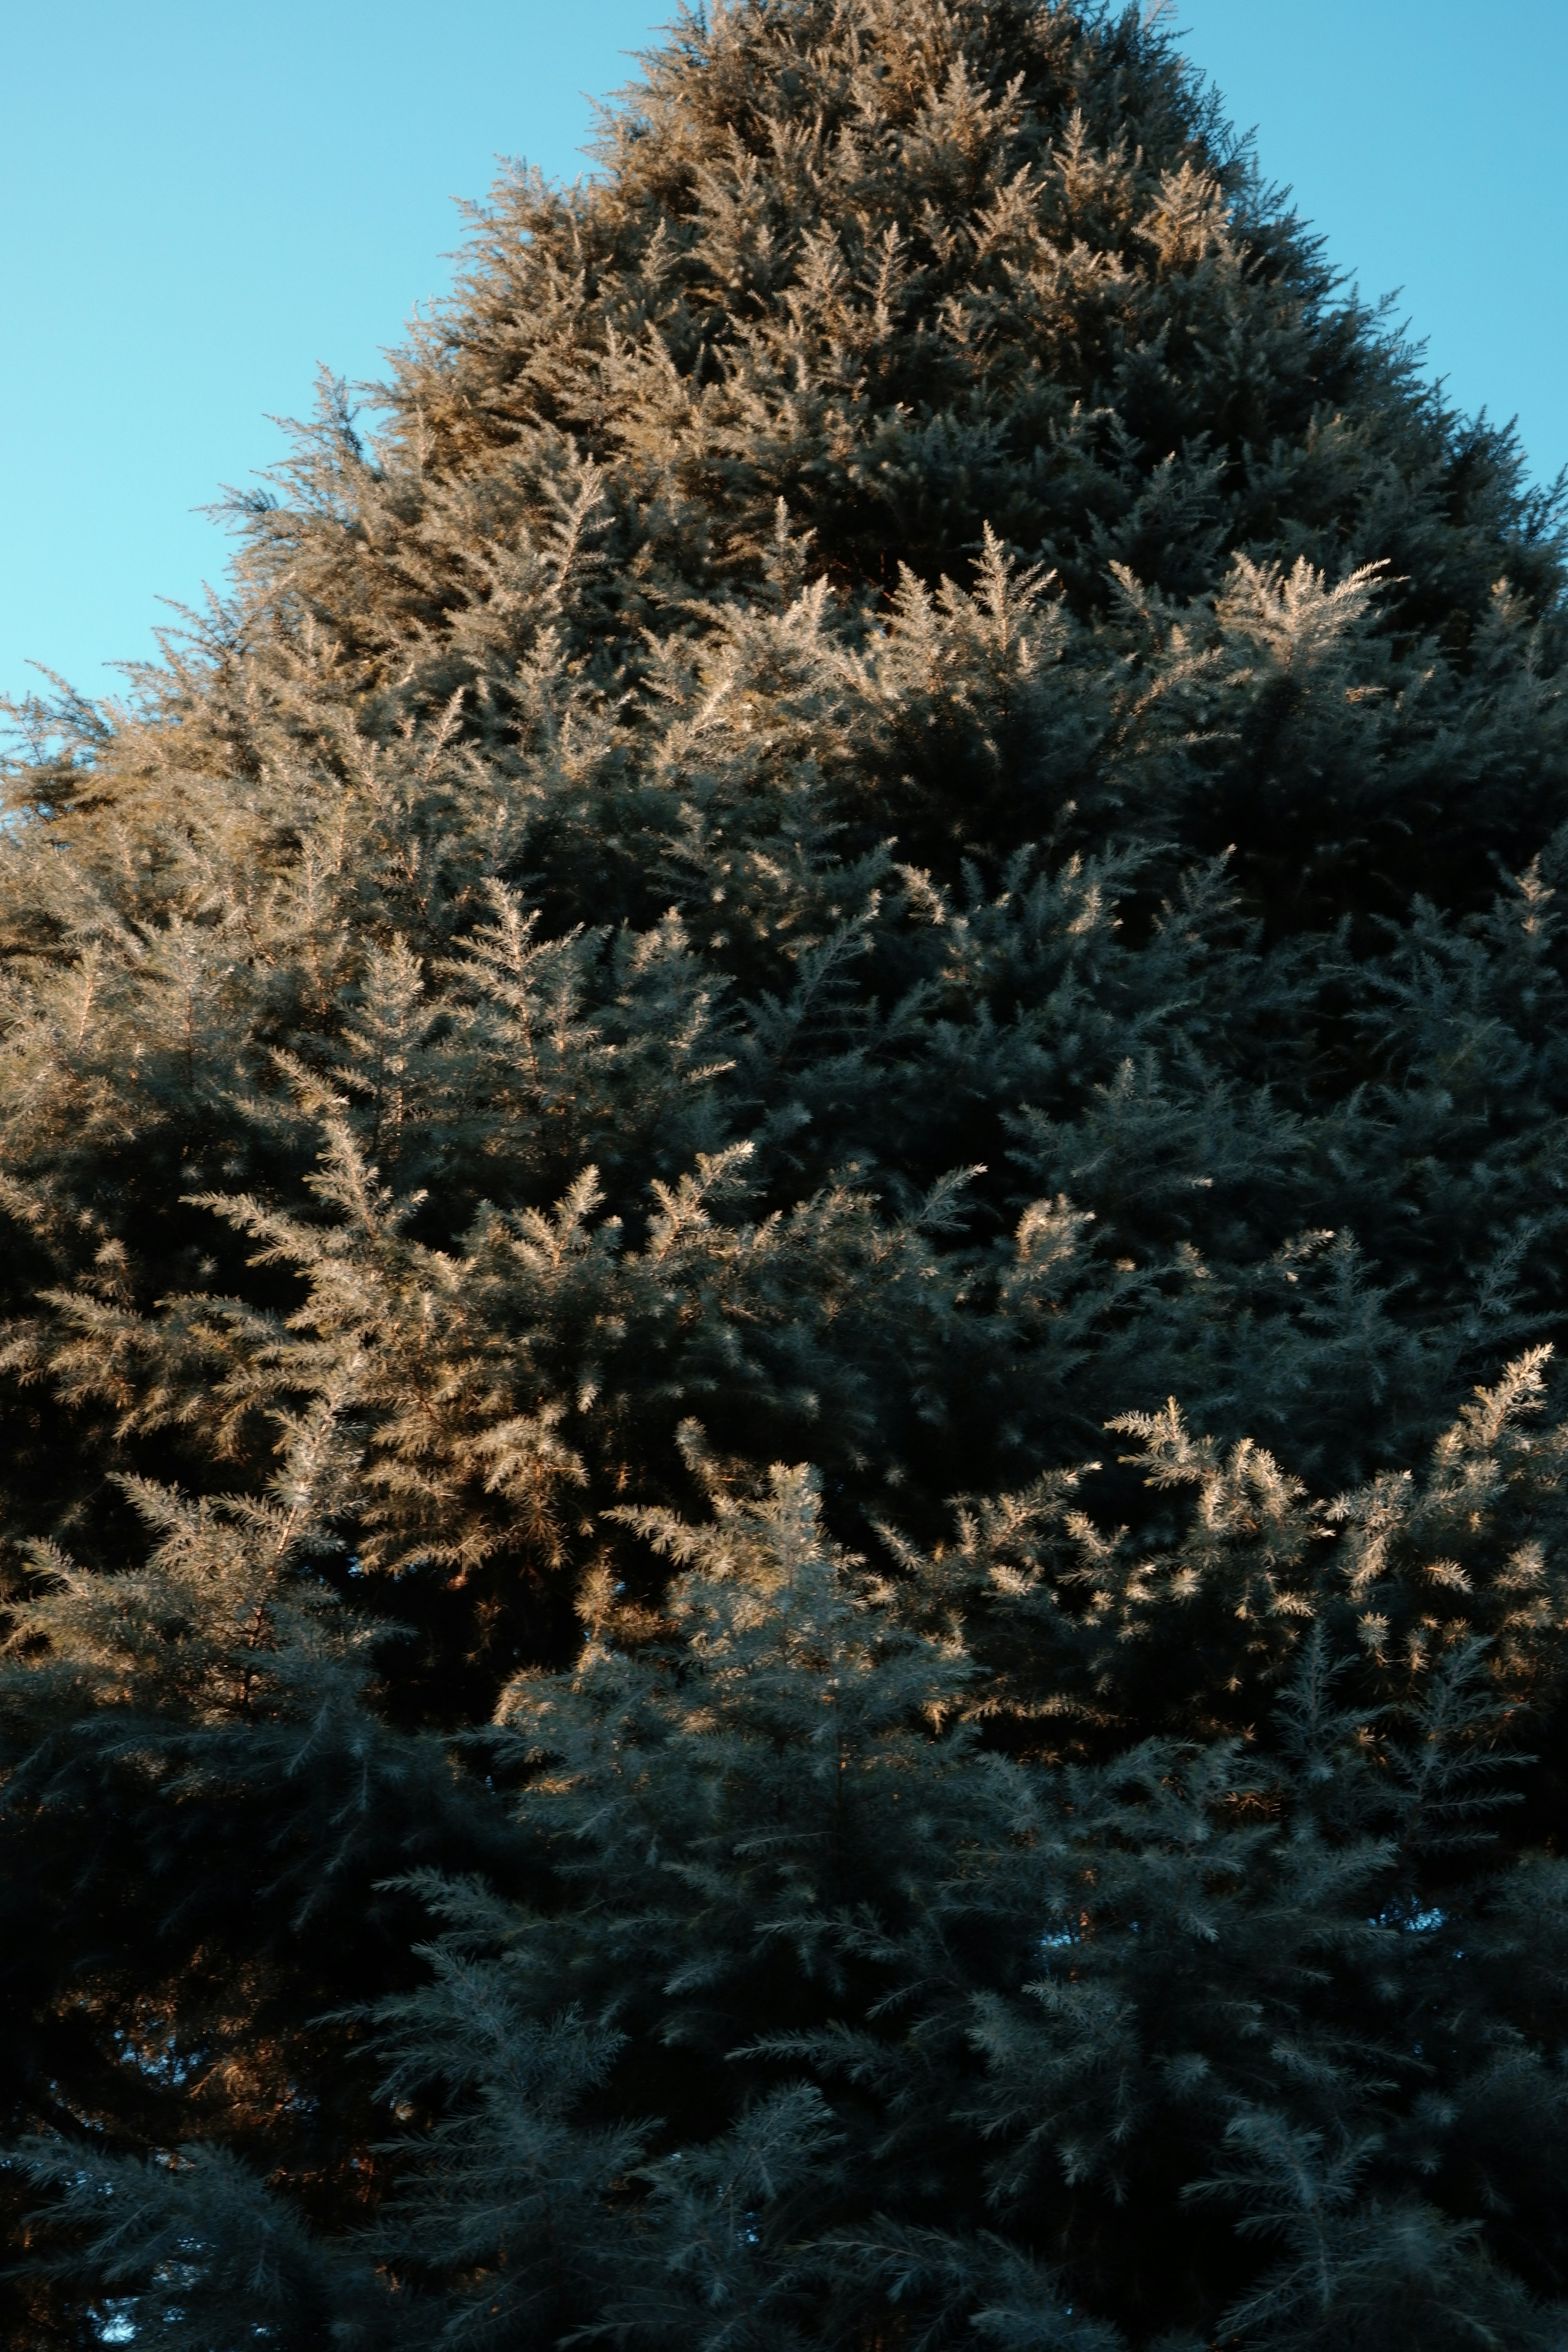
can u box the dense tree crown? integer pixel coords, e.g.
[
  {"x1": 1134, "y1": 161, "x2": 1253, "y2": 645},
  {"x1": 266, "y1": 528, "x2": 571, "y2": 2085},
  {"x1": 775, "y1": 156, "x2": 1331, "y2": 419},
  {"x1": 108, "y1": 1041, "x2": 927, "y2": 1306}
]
[{"x1": 3, "y1": 2, "x2": 1568, "y2": 2343}]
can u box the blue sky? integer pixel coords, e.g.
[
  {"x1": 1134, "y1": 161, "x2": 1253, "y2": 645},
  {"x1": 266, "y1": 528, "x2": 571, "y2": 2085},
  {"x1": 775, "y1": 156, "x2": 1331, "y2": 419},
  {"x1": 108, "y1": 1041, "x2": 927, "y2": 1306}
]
[{"x1": 4, "y1": 1, "x2": 1565, "y2": 710}]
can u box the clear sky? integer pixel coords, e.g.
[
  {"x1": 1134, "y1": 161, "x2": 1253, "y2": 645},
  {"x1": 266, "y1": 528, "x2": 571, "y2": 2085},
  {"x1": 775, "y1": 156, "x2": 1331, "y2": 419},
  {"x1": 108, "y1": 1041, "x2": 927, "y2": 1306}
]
[{"x1": 4, "y1": 1, "x2": 1565, "y2": 711}]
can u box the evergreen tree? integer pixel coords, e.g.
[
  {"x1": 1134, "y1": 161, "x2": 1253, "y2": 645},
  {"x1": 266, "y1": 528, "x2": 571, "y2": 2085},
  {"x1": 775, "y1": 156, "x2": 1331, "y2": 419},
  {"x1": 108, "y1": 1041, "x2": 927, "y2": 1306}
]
[{"x1": 2, "y1": 1, "x2": 1568, "y2": 2342}]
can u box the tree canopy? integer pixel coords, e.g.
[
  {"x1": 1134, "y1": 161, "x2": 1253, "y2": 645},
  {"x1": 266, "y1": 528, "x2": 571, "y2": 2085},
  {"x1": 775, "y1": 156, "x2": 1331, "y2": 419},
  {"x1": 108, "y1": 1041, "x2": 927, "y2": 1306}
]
[{"x1": 3, "y1": 2, "x2": 1568, "y2": 2344}]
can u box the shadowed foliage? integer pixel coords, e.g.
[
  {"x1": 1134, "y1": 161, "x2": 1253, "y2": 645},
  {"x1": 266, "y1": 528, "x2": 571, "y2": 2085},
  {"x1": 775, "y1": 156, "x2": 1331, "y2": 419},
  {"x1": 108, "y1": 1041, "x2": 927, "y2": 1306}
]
[{"x1": 2, "y1": 2, "x2": 1568, "y2": 2343}]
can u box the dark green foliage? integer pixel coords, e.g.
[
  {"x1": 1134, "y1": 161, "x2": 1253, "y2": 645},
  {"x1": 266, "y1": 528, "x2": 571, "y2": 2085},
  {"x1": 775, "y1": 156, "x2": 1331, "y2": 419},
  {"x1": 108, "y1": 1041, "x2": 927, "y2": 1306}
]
[{"x1": 2, "y1": 0, "x2": 1568, "y2": 2342}]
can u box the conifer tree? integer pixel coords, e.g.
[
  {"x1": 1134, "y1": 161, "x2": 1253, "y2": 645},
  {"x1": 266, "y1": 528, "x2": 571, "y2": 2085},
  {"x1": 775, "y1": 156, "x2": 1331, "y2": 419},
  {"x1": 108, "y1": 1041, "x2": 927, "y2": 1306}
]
[{"x1": 2, "y1": 1, "x2": 1568, "y2": 2343}]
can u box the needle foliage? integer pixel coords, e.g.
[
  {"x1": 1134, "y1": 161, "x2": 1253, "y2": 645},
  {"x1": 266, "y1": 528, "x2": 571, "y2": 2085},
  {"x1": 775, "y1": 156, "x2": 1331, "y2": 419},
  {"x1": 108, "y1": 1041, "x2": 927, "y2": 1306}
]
[{"x1": 3, "y1": 2, "x2": 1568, "y2": 2343}]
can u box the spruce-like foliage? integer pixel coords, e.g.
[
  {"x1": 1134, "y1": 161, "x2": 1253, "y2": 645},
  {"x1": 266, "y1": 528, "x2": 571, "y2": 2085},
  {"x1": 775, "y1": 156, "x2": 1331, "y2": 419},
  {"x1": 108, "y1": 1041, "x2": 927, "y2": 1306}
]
[{"x1": 2, "y1": 2, "x2": 1568, "y2": 2342}]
